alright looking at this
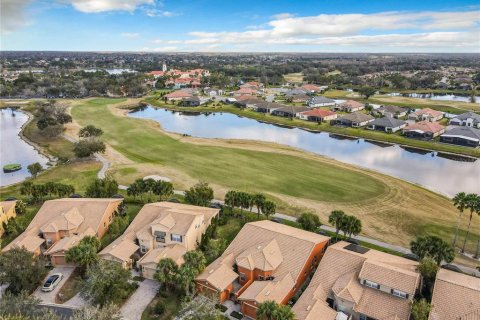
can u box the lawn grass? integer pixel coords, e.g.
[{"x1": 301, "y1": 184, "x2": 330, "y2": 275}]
[
  {"x1": 141, "y1": 291, "x2": 183, "y2": 320},
  {"x1": 145, "y1": 98, "x2": 480, "y2": 158},
  {"x1": 56, "y1": 268, "x2": 84, "y2": 304},
  {"x1": 283, "y1": 73, "x2": 304, "y2": 83}
]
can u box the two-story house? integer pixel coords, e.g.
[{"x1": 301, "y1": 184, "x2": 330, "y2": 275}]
[
  {"x1": 1, "y1": 198, "x2": 122, "y2": 265},
  {"x1": 195, "y1": 221, "x2": 330, "y2": 319},
  {"x1": 293, "y1": 241, "x2": 420, "y2": 320},
  {"x1": 99, "y1": 202, "x2": 219, "y2": 279}
]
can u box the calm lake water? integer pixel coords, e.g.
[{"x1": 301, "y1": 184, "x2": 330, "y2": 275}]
[
  {"x1": 387, "y1": 92, "x2": 480, "y2": 104},
  {"x1": 129, "y1": 107, "x2": 480, "y2": 197},
  {"x1": 0, "y1": 109, "x2": 50, "y2": 187}
]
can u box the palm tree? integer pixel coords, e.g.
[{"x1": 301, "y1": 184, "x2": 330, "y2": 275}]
[
  {"x1": 452, "y1": 192, "x2": 467, "y2": 248},
  {"x1": 261, "y1": 200, "x2": 276, "y2": 220},
  {"x1": 253, "y1": 193, "x2": 266, "y2": 220},
  {"x1": 183, "y1": 250, "x2": 206, "y2": 273},
  {"x1": 176, "y1": 264, "x2": 197, "y2": 297},
  {"x1": 461, "y1": 194, "x2": 479, "y2": 253},
  {"x1": 257, "y1": 301, "x2": 278, "y2": 320},
  {"x1": 154, "y1": 258, "x2": 178, "y2": 292},
  {"x1": 474, "y1": 198, "x2": 480, "y2": 258},
  {"x1": 274, "y1": 305, "x2": 295, "y2": 320},
  {"x1": 328, "y1": 210, "x2": 345, "y2": 241},
  {"x1": 224, "y1": 190, "x2": 237, "y2": 215},
  {"x1": 345, "y1": 216, "x2": 362, "y2": 240}
]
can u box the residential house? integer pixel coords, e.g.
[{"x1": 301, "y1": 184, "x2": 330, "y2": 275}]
[
  {"x1": 241, "y1": 81, "x2": 264, "y2": 90},
  {"x1": 99, "y1": 202, "x2": 219, "y2": 279},
  {"x1": 0, "y1": 200, "x2": 17, "y2": 237},
  {"x1": 2, "y1": 198, "x2": 122, "y2": 265},
  {"x1": 233, "y1": 87, "x2": 257, "y2": 96},
  {"x1": 298, "y1": 109, "x2": 338, "y2": 122},
  {"x1": 408, "y1": 108, "x2": 444, "y2": 122},
  {"x1": 180, "y1": 96, "x2": 209, "y2": 107},
  {"x1": 196, "y1": 221, "x2": 330, "y2": 319},
  {"x1": 403, "y1": 121, "x2": 446, "y2": 140},
  {"x1": 164, "y1": 90, "x2": 193, "y2": 101},
  {"x1": 429, "y1": 268, "x2": 480, "y2": 320},
  {"x1": 334, "y1": 100, "x2": 365, "y2": 113},
  {"x1": 204, "y1": 88, "x2": 224, "y2": 97},
  {"x1": 285, "y1": 88, "x2": 308, "y2": 97},
  {"x1": 308, "y1": 96, "x2": 336, "y2": 108},
  {"x1": 375, "y1": 105, "x2": 408, "y2": 118},
  {"x1": 235, "y1": 96, "x2": 264, "y2": 108},
  {"x1": 293, "y1": 241, "x2": 420, "y2": 320},
  {"x1": 252, "y1": 101, "x2": 285, "y2": 114},
  {"x1": 289, "y1": 94, "x2": 310, "y2": 104},
  {"x1": 449, "y1": 111, "x2": 480, "y2": 128},
  {"x1": 271, "y1": 106, "x2": 311, "y2": 118},
  {"x1": 367, "y1": 117, "x2": 407, "y2": 133},
  {"x1": 336, "y1": 113, "x2": 375, "y2": 127},
  {"x1": 440, "y1": 126, "x2": 480, "y2": 147},
  {"x1": 301, "y1": 84, "x2": 323, "y2": 93}
]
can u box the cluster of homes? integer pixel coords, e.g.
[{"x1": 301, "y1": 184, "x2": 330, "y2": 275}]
[
  {"x1": 146, "y1": 63, "x2": 210, "y2": 89},
  {"x1": 2, "y1": 198, "x2": 479, "y2": 320}
]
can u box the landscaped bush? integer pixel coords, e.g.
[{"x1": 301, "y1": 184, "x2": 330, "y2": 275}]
[
  {"x1": 215, "y1": 304, "x2": 228, "y2": 312},
  {"x1": 230, "y1": 311, "x2": 243, "y2": 320},
  {"x1": 154, "y1": 302, "x2": 165, "y2": 315}
]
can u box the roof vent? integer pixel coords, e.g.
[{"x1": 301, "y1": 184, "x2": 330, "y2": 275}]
[
  {"x1": 265, "y1": 291, "x2": 271, "y2": 296},
  {"x1": 209, "y1": 269, "x2": 214, "y2": 274},
  {"x1": 257, "y1": 245, "x2": 262, "y2": 250},
  {"x1": 306, "y1": 305, "x2": 311, "y2": 311}
]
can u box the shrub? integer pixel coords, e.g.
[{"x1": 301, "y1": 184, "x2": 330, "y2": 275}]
[{"x1": 154, "y1": 302, "x2": 166, "y2": 315}]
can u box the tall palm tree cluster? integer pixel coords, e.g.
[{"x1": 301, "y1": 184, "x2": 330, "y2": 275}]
[
  {"x1": 328, "y1": 210, "x2": 362, "y2": 241},
  {"x1": 20, "y1": 181, "x2": 75, "y2": 202},
  {"x1": 256, "y1": 300, "x2": 295, "y2": 320},
  {"x1": 126, "y1": 178, "x2": 174, "y2": 202},
  {"x1": 224, "y1": 190, "x2": 276, "y2": 220},
  {"x1": 154, "y1": 250, "x2": 207, "y2": 298},
  {"x1": 452, "y1": 192, "x2": 480, "y2": 258}
]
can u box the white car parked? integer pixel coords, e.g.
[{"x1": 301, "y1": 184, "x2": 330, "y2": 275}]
[{"x1": 41, "y1": 273, "x2": 63, "y2": 292}]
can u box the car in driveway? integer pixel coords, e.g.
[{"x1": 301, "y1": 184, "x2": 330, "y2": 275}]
[{"x1": 41, "y1": 273, "x2": 63, "y2": 292}]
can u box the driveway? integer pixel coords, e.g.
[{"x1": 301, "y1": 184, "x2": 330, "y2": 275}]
[
  {"x1": 33, "y1": 266, "x2": 75, "y2": 304},
  {"x1": 121, "y1": 279, "x2": 160, "y2": 320}
]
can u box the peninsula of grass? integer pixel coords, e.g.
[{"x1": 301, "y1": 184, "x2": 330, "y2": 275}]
[
  {"x1": 144, "y1": 98, "x2": 480, "y2": 158},
  {"x1": 67, "y1": 98, "x2": 478, "y2": 255}
]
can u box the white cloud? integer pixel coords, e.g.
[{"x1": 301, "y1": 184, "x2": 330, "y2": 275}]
[
  {"x1": 173, "y1": 10, "x2": 480, "y2": 52},
  {"x1": 1, "y1": 0, "x2": 32, "y2": 34},
  {"x1": 66, "y1": 0, "x2": 154, "y2": 13},
  {"x1": 153, "y1": 46, "x2": 180, "y2": 52},
  {"x1": 144, "y1": 8, "x2": 181, "y2": 17},
  {"x1": 121, "y1": 32, "x2": 140, "y2": 38}
]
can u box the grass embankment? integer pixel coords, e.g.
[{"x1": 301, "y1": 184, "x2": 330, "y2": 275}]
[
  {"x1": 69, "y1": 98, "x2": 479, "y2": 258},
  {"x1": 145, "y1": 98, "x2": 480, "y2": 158}
]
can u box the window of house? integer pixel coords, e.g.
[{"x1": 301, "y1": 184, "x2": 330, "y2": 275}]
[
  {"x1": 391, "y1": 289, "x2": 408, "y2": 299},
  {"x1": 239, "y1": 273, "x2": 246, "y2": 282},
  {"x1": 140, "y1": 245, "x2": 147, "y2": 253},
  {"x1": 363, "y1": 279, "x2": 380, "y2": 289},
  {"x1": 359, "y1": 314, "x2": 367, "y2": 320},
  {"x1": 104, "y1": 222, "x2": 106, "y2": 227},
  {"x1": 171, "y1": 234, "x2": 182, "y2": 242},
  {"x1": 156, "y1": 235, "x2": 166, "y2": 243},
  {"x1": 258, "y1": 275, "x2": 264, "y2": 281}
]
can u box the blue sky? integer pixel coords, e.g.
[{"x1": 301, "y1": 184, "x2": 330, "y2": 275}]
[{"x1": 1, "y1": 0, "x2": 479, "y2": 52}]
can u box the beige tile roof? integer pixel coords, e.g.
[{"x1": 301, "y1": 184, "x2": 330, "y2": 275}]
[
  {"x1": 293, "y1": 241, "x2": 420, "y2": 320},
  {"x1": 339, "y1": 100, "x2": 364, "y2": 109},
  {"x1": 100, "y1": 202, "x2": 219, "y2": 262},
  {"x1": 138, "y1": 244, "x2": 186, "y2": 267},
  {"x1": 99, "y1": 236, "x2": 139, "y2": 262},
  {"x1": 197, "y1": 221, "x2": 329, "y2": 301},
  {"x1": 2, "y1": 198, "x2": 122, "y2": 253},
  {"x1": 238, "y1": 273, "x2": 295, "y2": 304},
  {"x1": 413, "y1": 108, "x2": 443, "y2": 117},
  {"x1": 236, "y1": 239, "x2": 283, "y2": 271},
  {"x1": 40, "y1": 208, "x2": 84, "y2": 233},
  {"x1": 429, "y1": 269, "x2": 480, "y2": 320},
  {"x1": 197, "y1": 253, "x2": 239, "y2": 291},
  {"x1": 45, "y1": 227, "x2": 96, "y2": 255},
  {"x1": 0, "y1": 201, "x2": 16, "y2": 214}
]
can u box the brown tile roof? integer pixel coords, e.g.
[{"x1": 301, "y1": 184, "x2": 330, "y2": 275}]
[
  {"x1": 100, "y1": 202, "x2": 219, "y2": 262},
  {"x1": 403, "y1": 121, "x2": 445, "y2": 134},
  {"x1": 299, "y1": 109, "x2": 337, "y2": 117},
  {"x1": 412, "y1": 108, "x2": 443, "y2": 117},
  {"x1": 2, "y1": 198, "x2": 122, "y2": 253},
  {"x1": 429, "y1": 269, "x2": 480, "y2": 320},
  {"x1": 164, "y1": 90, "x2": 193, "y2": 99},
  {"x1": 293, "y1": 241, "x2": 420, "y2": 320},
  {"x1": 339, "y1": 100, "x2": 364, "y2": 109},
  {"x1": 197, "y1": 221, "x2": 329, "y2": 303},
  {"x1": 301, "y1": 84, "x2": 322, "y2": 92}
]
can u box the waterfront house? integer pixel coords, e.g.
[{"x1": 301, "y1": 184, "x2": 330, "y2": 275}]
[
  {"x1": 402, "y1": 121, "x2": 446, "y2": 140},
  {"x1": 252, "y1": 101, "x2": 285, "y2": 114},
  {"x1": 99, "y1": 202, "x2": 219, "y2": 279},
  {"x1": 164, "y1": 90, "x2": 193, "y2": 101},
  {"x1": 233, "y1": 87, "x2": 257, "y2": 96},
  {"x1": 308, "y1": 96, "x2": 336, "y2": 108},
  {"x1": 408, "y1": 108, "x2": 444, "y2": 122},
  {"x1": 180, "y1": 96, "x2": 209, "y2": 107},
  {"x1": 289, "y1": 94, "x2": 310, "y2": 103},
  {"x1": 293, "y1": 241, "x2": 420, "y2": 320},
  {"x1": 367, "y1": 116, "x2": 407, "y2": 133},
  {"x1": 2, "y1": 198, "x2": 122, "y2": 265},
  {"x1": 429, "y1": 268, "x2": 480, "y2": 320},
  {"x1": 301, "y1": 84, "x2": 323, "y2": 93},
  {"x1": 440, "y1": 126, "x2": 480, "y2": 147},
  {"x1": 334, "y1": 100, "x2": 365, "y2": 113},
  {"x1": 298, "y1": 109, "x2": 338, "y2": 122},
  {"x1": 375, "y1": 105, "x2": 408, "y2": 118},
  {"x1": 0, "y1": 200, "x2": 17, "y2": 237},
  {"x1": 195, "y1": 221, "x2": 330, "y2": 319},
  {"x1": 449, "y1": 111, "x2": 480, "y2": 128},
  {"x1": 271, "y1": 105, "x2": 311, "y2": 118},
  {"x1": 336, "y1": 112, "x2": 375, "y2": 127}
]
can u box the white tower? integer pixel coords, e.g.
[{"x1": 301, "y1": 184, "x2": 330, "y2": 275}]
[{"x1": 162, "y1": 62, "x2": 167, "y2": 72}]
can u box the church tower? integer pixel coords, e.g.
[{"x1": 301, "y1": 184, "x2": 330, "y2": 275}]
[{"x1": 162, "y1": 62, "x2": 167, "y2": 72}]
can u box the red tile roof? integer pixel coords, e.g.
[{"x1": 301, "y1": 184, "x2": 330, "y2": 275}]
[
  {"x1": 413, "y1": 108, "x2": 443, "y2": 117},
  {"x1": 164, "y1": 91, "x2": 193, "y2": 99},
  {"x1": 300, "y1": 109, "x2": 337, "y2": 117},
  {"x1": 301, "y1": 84, "x2": 321, "y2": 91},
  {"x1": 404, "y1": 121, "x2": 445, "y2": 133}
]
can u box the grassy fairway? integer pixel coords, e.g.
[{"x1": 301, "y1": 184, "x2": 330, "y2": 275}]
[{"x1": 69, "y1": 99, "x2": 478, "y2": 259}]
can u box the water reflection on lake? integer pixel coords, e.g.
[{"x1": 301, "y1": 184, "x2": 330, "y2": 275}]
[
  {"x1": 0, "y1": 109, "x2": 50, "y2": 187},
  {"x1": 387, "y1": 92, "x2": 480, "y2": 104},
  {"x1": 129, "y1": 107, "x2": 480, "y2": 197}
]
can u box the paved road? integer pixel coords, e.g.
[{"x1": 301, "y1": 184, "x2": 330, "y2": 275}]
[
  {"x1": 33, "y1": 267, "x2": 76, "y2": 304},
  {"x1": 37, "y1": 304, "x2": 77, "y2": 320},
  {"x1": 121, "y1": 278, "x2": 160, "y2": 320}
]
